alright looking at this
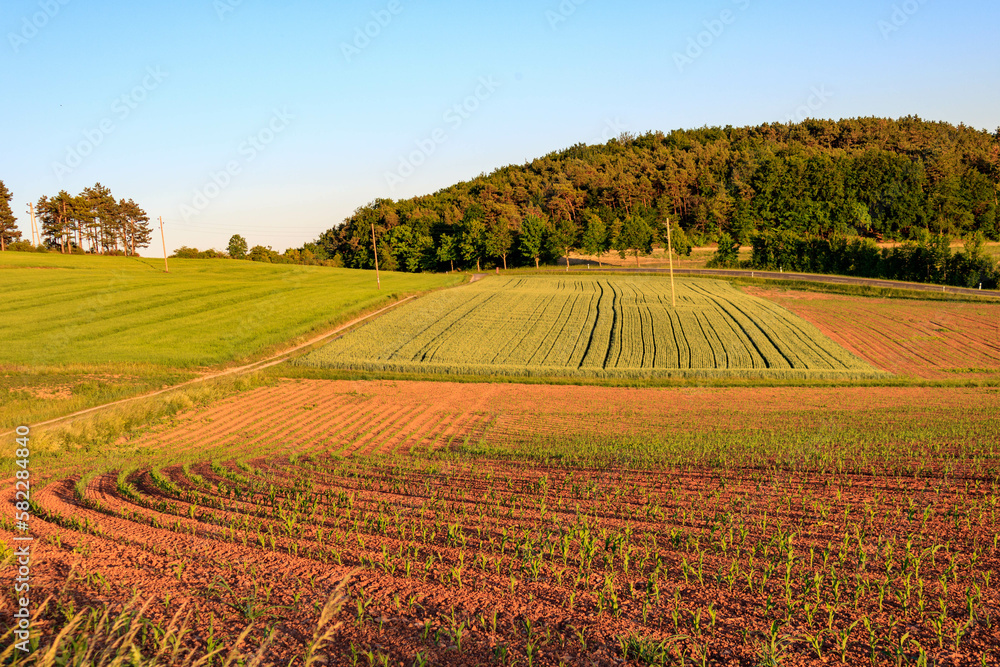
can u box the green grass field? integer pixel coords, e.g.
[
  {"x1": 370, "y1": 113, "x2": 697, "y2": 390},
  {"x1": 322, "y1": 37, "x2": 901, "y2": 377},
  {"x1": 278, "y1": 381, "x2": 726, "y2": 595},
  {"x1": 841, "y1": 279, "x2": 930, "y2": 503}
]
[
  {"x1": 1, "y1": 252, "x2": 460, "y2": 366},
  {"x1": 0, "y1": 251, "x2": 460, "y2": 427},
  {"x1": 299, "y1": 275, "x2": 882, "y2": 379}
]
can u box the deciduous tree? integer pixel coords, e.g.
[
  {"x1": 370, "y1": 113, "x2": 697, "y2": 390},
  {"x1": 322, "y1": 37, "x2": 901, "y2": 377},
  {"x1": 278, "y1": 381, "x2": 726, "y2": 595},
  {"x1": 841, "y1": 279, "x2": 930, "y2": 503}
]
[
  {"x1": 547, "y1": 217, "x2": 578, "y2": 271},
  {"x1": 581, "y1": 211, "x2": 608, "y2": 266},
  {"x1": 485, "y1": 219, "x2": 513, "y2": 270},
  {"x1": 460, "y1": 214, "x2": 486, "y2": 272},
  {"x1": 436, "y1": 234, "x2": 458, "y2": 272},
  {"x1": 518, "y1": 214, "x2": 548, "y2": 269},
  {"x1": 614, "y1": 214, "x2": 654, "y2": 267},
  {"x1": 248, "y1": 245, "x2": 277, "y2": 263},
  {"x1": 228, "y1": 234, "x2": 248, "y2": 259}
]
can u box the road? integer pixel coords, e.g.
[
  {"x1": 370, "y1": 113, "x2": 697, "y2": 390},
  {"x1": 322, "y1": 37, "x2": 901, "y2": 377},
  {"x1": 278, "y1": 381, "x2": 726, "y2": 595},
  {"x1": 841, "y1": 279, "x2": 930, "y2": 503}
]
[{"x1": 542, "y1": 266, "x2": 999, "y2": 298}]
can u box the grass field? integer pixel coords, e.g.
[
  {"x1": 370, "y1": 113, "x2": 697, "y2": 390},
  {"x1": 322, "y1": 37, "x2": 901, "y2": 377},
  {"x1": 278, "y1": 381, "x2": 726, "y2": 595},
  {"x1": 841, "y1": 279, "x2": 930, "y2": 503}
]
[
  {"x1": 0, "y1": 252, "x2": 460, "y2": 427},
  {"x1": 300, "y1": 276, "x2": 881, "y2": 379},
  {"x1": 1, "y1": 252, "x2": 461, "y2": 367}
]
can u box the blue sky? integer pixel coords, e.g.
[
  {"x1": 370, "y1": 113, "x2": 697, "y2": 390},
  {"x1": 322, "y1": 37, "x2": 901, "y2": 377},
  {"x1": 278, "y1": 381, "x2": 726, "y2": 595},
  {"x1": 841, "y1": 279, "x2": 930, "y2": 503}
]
[{"x1": 2, "y1": 0, "x2": 998, "y2": 255}]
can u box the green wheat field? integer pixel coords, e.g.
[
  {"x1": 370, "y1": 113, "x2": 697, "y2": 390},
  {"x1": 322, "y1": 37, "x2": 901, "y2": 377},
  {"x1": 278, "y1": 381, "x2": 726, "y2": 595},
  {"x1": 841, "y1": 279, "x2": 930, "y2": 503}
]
[{"x1": 299, "y1": 276, "x2": 883, "y2": 379}]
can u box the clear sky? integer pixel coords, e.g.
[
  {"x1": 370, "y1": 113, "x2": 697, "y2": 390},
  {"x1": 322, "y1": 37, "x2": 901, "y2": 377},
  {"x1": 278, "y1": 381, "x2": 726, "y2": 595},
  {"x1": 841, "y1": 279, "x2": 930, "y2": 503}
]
[{"x1": 2, "y1": 0, "x2": 998, "y2": 256}]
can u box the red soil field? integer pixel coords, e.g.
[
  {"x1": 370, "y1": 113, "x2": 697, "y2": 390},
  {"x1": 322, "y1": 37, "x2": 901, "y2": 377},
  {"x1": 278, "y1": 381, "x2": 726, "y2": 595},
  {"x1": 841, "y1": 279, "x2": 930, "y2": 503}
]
[
  {"x1": 746, "y1": 288, "x2": 1000, "y2": 380},
  {"x1": 4, "y1": 380, "x2": 999, "y2": 664},
  {"x1": 53, "y1": 379, "x2": 1000, "y2": 461}
]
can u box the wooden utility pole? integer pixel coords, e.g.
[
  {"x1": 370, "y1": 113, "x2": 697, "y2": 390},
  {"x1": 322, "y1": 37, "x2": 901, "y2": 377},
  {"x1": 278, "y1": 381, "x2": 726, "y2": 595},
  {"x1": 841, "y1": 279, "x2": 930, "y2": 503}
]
[
  {"x1": 371, "y1": 223, "x2": 381, "y2": 290},
  {"x1": 159, "y1": 216, "x2": 169, "y2": 273},
  {"x1": 60, "y1": 200, "x2": 68, "y2": 253},
  {"x1": 666, "y1": 219, "x2": 677, "y2": 308},
  {"x1": 27, "y1": 203, "x2": 38, "y2": 246}
]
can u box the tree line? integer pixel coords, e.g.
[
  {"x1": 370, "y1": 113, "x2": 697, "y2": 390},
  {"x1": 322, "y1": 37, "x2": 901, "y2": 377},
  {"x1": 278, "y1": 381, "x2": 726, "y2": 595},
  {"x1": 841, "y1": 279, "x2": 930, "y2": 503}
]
[
  {"x1": 712, "y1": 229, "x2": 999, "y2": 289},
  {"x1": 0, "y1": 180, "x2": 152, "y2": 255},
  {"x1": 168, "y1": 234, "x2": 338, "y2": 266},
  {"x1": 297, "y1": 116, "x2": 999, "y2": 280}
]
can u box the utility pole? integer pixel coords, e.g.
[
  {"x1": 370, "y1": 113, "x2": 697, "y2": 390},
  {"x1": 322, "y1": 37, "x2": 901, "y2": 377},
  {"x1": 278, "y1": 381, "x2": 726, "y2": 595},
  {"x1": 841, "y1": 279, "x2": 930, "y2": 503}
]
[
  {"x1": 27, "y1": 203, "x2": 38, "y2": 246},
  {"x1": 60, "y1": 200, "x2": 67, "y2": 253},
  {"x1": 666, "y1": 218, "x2": 677, "y2": 309},
  {"x1": 159, "y1": 216, "x2": 169, "y2": 273},
  {"x1": 371, "y1": 223, "x2": 381, "y2": 290}
]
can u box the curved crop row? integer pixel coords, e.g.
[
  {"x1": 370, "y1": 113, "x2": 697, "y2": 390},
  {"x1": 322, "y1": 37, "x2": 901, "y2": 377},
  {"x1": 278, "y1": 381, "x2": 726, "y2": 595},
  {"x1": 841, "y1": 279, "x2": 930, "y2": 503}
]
[{"x1": 299, "y1": 276, "x2": 881, "y2": 378}]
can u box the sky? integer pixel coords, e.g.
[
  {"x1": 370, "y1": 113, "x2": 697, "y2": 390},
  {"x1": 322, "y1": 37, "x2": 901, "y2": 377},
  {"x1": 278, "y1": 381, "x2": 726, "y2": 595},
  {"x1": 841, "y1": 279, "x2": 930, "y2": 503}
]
[{"x1": 2, "y1": 0, "x2": 998, "y2": 256}]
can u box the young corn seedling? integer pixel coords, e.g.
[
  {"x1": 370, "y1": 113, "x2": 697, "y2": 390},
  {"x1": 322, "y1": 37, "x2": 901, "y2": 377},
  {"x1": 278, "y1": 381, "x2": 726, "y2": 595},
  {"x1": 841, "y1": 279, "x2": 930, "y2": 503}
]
[{"x1": 833, "y1": 619, "x2": 860, "y2": 663}]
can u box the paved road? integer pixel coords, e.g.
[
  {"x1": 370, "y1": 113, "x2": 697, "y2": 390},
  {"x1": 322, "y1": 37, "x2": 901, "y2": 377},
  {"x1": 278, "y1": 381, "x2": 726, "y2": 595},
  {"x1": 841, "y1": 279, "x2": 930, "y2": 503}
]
[{"x1": 540, "y1": 266, "x2": 999, "y2": 298}]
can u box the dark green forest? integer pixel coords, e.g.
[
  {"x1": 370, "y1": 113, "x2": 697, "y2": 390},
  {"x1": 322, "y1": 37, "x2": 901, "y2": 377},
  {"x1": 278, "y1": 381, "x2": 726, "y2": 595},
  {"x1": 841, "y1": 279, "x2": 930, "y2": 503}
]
[{"x1": 306, "y1": 116, "x2": 1000, "y2": 286}]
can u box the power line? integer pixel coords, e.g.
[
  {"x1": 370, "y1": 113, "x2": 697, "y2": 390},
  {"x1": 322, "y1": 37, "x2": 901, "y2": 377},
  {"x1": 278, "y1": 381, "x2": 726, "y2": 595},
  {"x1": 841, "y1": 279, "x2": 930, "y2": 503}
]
[{"x1": 161, "y1": 219, "x2": 324, "y2": 233}]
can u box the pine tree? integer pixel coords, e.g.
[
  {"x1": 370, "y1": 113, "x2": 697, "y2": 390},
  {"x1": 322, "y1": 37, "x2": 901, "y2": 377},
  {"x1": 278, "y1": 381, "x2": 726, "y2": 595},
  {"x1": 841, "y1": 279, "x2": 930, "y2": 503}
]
[
  {"x1": 36, "y1": 194, "x2": 73, "y2": 251},
  {"x1": 119, "y1": 199, "x2": 151, "y2": 255},
  {"x1": 0, "y1": 180, "x2": 21, "y2": 251},
  {"x1": 81, "y1": 183, "x2": 118, "y2": 252}
]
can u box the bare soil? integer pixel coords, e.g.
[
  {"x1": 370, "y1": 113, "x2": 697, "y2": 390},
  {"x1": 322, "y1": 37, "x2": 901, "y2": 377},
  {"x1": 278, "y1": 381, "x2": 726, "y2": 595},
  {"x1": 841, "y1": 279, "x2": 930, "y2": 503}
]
[
  {"x1": 746, "y1": 288, "x2": 1000, "y2": 379},
  {"x1": 3, "y1": 380, "x2": 999, "y2": 664}
]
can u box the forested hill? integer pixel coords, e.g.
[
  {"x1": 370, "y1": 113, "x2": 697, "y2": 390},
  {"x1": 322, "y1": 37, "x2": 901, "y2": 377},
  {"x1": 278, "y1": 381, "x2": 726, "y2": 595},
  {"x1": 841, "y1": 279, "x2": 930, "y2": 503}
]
[{"x1": 312, "y1": 117, "x2": 1000, "y2": 272}]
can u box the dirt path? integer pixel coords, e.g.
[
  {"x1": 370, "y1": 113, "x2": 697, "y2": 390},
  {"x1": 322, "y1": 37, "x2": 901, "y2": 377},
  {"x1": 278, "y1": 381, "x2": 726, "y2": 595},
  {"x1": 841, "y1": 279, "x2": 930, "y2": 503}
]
[
  {"x1": 2, "y1": 295, "x2": 419, "y2": 437},
  {"x1": 540, "y1": 267, "x2": 1000, "y2": 298}
]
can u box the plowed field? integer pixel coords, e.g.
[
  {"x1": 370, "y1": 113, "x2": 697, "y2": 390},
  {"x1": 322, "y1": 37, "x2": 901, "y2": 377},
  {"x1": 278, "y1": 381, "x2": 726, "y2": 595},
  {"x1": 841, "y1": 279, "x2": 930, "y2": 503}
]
[
  {"x1": 747, "y1": 288, "x2": 1000, "y2": 380},
  {"x1": 5, "y1": 380, "x2": 999, "y2": 665}
]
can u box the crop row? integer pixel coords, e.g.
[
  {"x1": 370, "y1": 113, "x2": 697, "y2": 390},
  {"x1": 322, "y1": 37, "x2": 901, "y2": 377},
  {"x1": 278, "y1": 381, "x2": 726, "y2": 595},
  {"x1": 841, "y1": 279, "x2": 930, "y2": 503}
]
[
  {"x1": 15, "y1": 442, "x2": 996, "y2": 665},
  {"x1": 300, "y1": 276, "x2": 883, "y2": 377}
]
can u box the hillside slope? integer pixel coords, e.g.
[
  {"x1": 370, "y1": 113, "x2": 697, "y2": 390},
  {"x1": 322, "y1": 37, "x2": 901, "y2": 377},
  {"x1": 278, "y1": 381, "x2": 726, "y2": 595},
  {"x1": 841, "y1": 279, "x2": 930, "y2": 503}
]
[{"x1": 310, "y1": 117, "x2": 1000, "y2": 273}]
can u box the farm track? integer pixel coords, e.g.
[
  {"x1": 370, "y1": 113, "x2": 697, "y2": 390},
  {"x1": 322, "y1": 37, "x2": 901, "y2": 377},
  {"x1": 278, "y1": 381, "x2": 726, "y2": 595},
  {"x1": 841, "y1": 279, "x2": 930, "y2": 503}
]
[
  {"x1": 547, "y1": 267, "x2": 1000, "y2": 298},
  {"x1": 1, "y1": 294, "x2": 422, "y2": 438},
  {"x1": 4, "y1": 379, "x2": 1000, "y2": 664}
]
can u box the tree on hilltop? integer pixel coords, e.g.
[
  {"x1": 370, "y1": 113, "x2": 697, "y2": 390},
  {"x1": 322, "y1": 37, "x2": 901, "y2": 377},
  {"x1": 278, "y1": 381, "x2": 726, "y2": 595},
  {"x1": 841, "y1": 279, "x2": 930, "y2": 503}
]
[
  {"x1": 80, "y1": 183, "x2": 119, "y2": 252},
  {"x1": 0, "y1": 181, "x2": 21, "y2": 251},
  {"x1": 228, "y1": 234, "x2": 248, "y2": 259},
  {"x1": 119, "y1": 199, "x2": 151, "y2": 256},
  {"x1": 248, "y1": 245, "x2": 278, "y2": 263},
  {"x1": 36, "y1": 191, "x2": 78, "y2": 252}
]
